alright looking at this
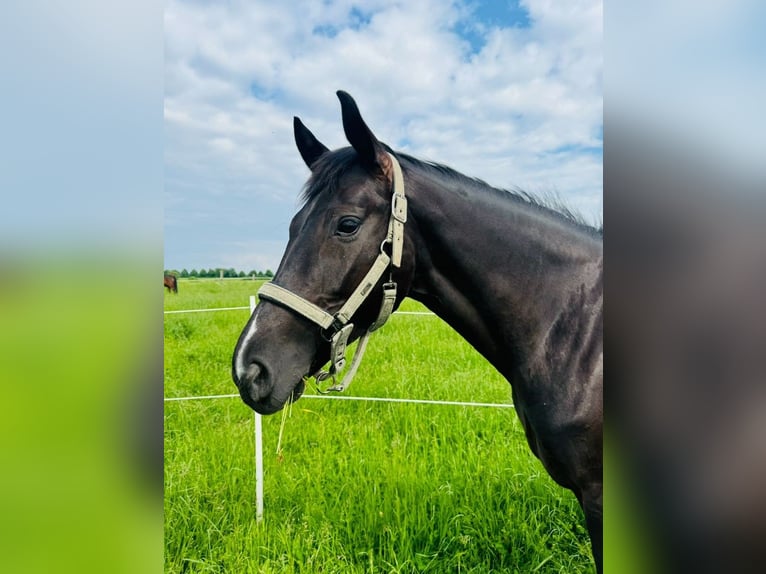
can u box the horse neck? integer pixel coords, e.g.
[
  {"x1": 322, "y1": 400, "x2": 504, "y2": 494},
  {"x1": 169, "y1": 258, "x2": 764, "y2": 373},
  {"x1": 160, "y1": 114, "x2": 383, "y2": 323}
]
[{"x1": 404, "y1": 167, "x2": 602, "y2": 380}]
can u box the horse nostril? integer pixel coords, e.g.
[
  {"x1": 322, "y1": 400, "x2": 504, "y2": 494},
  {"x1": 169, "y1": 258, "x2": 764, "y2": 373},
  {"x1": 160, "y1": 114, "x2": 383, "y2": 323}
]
[
  {"x1": 245, "y1": 362, "x2": 262, "y2": 384},
  {"x1": 237, "y1": 361, "x2": 273, "y2": 403}
]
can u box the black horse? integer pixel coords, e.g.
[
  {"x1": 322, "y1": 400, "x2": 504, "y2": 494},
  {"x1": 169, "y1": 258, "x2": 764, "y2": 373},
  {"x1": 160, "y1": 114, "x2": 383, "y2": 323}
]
[
  {"x1": 232, "y1": 91, "x2": 603, "y2": 571},
  {"x1": 164, "y1": 274, "x2": 178, "y2": 294}
]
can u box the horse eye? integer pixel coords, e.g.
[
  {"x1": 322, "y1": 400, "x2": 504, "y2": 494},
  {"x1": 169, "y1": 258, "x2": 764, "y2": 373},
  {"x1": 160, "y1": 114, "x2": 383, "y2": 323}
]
[{"x1": 336, "y1": 216, "x2": 361, "y2": 236}]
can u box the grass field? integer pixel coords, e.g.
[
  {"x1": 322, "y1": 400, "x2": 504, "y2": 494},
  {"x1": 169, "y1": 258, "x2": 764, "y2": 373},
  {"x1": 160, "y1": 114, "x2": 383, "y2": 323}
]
[{"x1": 164, "y1": 278, "x2": 594, "y2": 573}]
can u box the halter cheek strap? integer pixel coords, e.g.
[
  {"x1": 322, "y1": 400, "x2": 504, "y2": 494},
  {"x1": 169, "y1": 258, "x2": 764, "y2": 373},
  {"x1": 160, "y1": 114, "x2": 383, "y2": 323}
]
[{"x1": 256, "y1": 152, "x2": 406, "y2": 392}]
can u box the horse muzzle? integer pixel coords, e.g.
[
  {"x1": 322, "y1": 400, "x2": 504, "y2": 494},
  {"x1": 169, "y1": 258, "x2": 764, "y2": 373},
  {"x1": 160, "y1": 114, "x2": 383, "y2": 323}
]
[{"x1": 234, "y1": 360, "x2": 307, "y2": 415}]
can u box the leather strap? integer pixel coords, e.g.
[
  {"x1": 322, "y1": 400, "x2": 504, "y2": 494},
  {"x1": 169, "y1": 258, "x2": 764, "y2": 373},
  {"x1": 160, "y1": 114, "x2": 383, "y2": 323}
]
[
  {"x1": 334, "y1": 251, "x2": 391, "y2": 324},
  {"x1": 388, "y1": 154, "x2": 407, "y2": 268},
  {"x1": 258, "y1": 282, "x2": 334, "y2": 330},
  {"x1": 369, "y1": 282, "x2": 397, "y2": 332}
]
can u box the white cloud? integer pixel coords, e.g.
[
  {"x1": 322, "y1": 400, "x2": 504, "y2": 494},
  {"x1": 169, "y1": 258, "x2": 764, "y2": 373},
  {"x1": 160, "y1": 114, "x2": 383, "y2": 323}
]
[{"x1": 164, "y1": 0, "x2": 602, "y2": 271}]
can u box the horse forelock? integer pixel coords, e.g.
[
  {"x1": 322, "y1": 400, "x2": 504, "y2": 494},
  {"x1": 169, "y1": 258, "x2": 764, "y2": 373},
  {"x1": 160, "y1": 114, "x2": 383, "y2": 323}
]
[{"x1": 299, "y1": 148, "x2": 359, "y2": 206}]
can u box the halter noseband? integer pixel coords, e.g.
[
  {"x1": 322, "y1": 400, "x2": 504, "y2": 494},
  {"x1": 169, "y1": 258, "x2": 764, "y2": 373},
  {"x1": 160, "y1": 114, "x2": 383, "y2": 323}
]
[{"x1": 256, "y1": 152, "x2": 407, "y2": 392}]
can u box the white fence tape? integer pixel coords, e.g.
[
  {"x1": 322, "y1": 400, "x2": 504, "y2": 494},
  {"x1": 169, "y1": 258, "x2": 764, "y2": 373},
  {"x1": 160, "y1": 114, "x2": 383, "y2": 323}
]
[
  {"x1": 164, "y1": 306, "x2": 250, "y2": 314},
  {"x1": 164, "y1": 307, "x2": 434, "y2": 316},
  {"x1": 164, "y1": 392, "x2": 513, "y2": 409}
]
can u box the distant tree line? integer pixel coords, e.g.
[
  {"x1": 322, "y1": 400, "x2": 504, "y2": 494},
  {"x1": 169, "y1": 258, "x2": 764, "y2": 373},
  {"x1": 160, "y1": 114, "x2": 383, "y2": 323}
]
[{"x1": 164, "y1": 268, "x2": 274, "y2": 278}]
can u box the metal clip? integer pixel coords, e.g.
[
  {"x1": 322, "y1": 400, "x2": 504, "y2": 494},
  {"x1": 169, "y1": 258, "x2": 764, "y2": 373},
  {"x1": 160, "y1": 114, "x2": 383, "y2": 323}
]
[
  {"x1": 329, "y1": 323, "x2": 353, "y2": 372},
  {"x1": 313, "y1": 370, "x2": 336, "y2": 394}
]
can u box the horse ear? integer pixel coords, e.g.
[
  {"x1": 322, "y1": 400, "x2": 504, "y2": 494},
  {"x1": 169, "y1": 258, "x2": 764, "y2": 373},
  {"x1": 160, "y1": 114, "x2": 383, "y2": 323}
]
[
  {"x1": 337, "y1": 90, "x2": 392, "y2": 177},
  {"x1": 294, "y1": 116, "x2": 329, "y2": 169}
]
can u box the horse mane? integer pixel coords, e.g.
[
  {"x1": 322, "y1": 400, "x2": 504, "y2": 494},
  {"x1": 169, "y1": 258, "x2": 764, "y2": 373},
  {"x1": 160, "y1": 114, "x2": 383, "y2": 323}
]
[{"x1": 301, "y1": 147, "x2": 602, "y2": 237}]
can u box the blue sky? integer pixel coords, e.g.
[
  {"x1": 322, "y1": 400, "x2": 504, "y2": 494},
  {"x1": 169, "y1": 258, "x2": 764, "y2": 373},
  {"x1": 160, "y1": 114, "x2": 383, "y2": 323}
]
[{"x1": 164, "y1": 0, "x2": 603, "y2": 272}]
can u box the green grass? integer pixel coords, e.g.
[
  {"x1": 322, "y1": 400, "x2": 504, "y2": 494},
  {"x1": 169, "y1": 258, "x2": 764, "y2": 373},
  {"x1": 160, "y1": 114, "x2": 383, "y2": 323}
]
[{"x1": 164, "y1": 278, "x2": 594, "y2": 573}]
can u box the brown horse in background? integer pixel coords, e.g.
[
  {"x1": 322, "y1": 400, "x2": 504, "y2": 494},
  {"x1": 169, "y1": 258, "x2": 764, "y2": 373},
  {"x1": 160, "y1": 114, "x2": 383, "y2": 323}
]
[{"x1": 164, "y1": 274, "x2": 178, "y2": 294}]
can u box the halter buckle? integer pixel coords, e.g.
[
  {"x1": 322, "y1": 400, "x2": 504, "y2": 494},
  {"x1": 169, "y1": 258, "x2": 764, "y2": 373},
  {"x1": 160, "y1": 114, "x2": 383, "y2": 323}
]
[{"x1": 392, "y1": 194, "x2": 408, "y2": 223}]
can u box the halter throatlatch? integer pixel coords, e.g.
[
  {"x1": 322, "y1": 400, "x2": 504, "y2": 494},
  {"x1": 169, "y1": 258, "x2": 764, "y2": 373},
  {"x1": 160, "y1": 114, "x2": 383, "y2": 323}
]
[{"x1": 256, "y1": 152, "x2": 407, "y2": 393}]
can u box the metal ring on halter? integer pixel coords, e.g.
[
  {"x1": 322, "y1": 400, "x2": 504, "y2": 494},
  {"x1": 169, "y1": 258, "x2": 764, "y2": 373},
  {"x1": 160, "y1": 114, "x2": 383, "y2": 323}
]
[
  {"x1": 380, "y1": 237, "x2": 392, "y2": 256},
  {"x1": 311, "y1": 371, "x2": 336, "y2": 394}
]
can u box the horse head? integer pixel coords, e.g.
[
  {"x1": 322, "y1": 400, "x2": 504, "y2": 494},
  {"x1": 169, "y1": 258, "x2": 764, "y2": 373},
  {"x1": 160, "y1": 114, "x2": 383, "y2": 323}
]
[{"x1": 232, "y1": 91, "x2": 416, "y2": 414}]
